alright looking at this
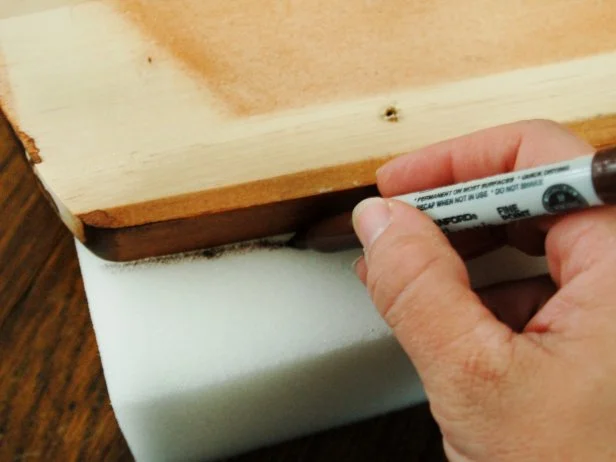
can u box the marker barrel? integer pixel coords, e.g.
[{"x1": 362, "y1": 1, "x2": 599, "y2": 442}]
[
  {"x1": 290, "y1": 147, "x2": 616, "y2": 252},
  {"x1": 397, "y1": 154, "x2": 603, "y2": 234}
]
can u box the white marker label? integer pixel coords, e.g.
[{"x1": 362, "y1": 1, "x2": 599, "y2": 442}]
[{"x1": 397, "y1": 155, "x2": 602, "y2": 233}]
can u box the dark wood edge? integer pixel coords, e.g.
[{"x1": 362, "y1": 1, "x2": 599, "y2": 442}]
[
  {"x1": 82, "y1": 186, "x2": 378, "y2": 262},
  {"x1": 6, "y1": 112, "x2": 616, "y2": 262}
]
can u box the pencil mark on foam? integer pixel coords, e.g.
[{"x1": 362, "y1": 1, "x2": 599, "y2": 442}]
[
  {"x1": 108, "y1": 0, "x2": 616, "y2": 118},
  {"x1": 105, "y1": 238, "x2": 292, "y2": 271}
]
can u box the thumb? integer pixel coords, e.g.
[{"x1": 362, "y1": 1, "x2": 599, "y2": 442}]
[{"x1": 353, "y1": 197, "x2": 515, "y2": 390}]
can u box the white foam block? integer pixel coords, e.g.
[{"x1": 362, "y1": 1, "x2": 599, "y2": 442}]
[{"x1": 76, "y1": 241, "x2": 548, "y2": 462}]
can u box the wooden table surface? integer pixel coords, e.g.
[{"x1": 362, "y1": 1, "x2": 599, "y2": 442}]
[{"x1": 0, "y1": 111, "x2": 445, "y2": 461}]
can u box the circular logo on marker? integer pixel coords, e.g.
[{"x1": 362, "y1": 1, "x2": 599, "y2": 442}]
[{"x1": 542, "y1": 184, "x2": 588, "y2": 213}]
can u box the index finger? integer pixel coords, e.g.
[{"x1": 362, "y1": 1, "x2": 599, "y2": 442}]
[{"x1": 377, "y1": 119, "x2": 593, "y2": 197}]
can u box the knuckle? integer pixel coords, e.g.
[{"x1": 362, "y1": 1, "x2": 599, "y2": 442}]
[
  {"x1": 524, "y1": 118, "x2": 570, "y2": 137},
  {"x1": 526, "y1": 118, "x2": 562, "y2": 131},
  {"x1": 462, "y1": 348, "x2": 507, "y2": 387},
  {"x1": 524, "y1": 119, "x2": 584, "y2": 145}
]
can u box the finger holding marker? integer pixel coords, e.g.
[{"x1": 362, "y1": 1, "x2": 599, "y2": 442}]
[
  {"x1": 357, "y1": 120, "x2": 615, "y2": 349},
  {"x1": 295, "y1": 121, "x2": 604, "y2": 259},
  {"x1": 352, "y1": 121, "x2": 616, "y2": 461},
  {"x1": 359, "y1": 121, "x2": 615, "y2": 330},
  {"x1": 353, "y1": 196, "x2": 518, "y2": 410},
  {"x1": 354, "y1": 197, "x2": 616, "y2": 461},
  {"x1": 388, "y1": 151, "x2": 609, "y2": 236},
  {"x1": 377, "y1": 119, "x2": 591, "y2": 197},
  {"x1": 376, "y1": 119, "x2": 594, "y2": 259}
]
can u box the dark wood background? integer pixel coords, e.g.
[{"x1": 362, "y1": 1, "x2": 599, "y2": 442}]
[{"x1": 0, "y1": 111, "x2": 445, "y2": 461}]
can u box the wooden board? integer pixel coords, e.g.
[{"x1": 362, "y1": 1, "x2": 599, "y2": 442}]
[
  {"x1": 1, "y1": 0, "x2": 616, "y2": 261},
  {"x1": 0, "y1": 105, "x2": 449, "y2": 462}
]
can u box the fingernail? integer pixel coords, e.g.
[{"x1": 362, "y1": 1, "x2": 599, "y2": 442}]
[
  {"x1": 351, "y1": 256, "x2": 362, "y2": 271},
  {"x1": 352, "y1": 197, "x2": 391, "y2": 249}
]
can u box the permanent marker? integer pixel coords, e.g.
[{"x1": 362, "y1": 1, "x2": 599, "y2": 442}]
[{"x1": 291, "y1": 147, "x2": 616, "y2": 252}]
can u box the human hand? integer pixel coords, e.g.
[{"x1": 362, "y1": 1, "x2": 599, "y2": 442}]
[{"x1": 352, "y1": 120, "x2": 616, "y2": 461}]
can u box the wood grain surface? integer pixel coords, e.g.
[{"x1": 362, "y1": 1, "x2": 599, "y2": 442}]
[
  {"x1": 0, "y1": 109, "x2": 446, "y2": 461},
  {"x1": 2, "y1": 1, "x2": 616, "y2": 262}
]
